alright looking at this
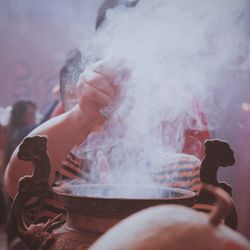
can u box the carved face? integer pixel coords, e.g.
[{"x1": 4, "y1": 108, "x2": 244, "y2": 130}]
[
  {"x1": 17, "y1": 136, "x2": 48, "y2": 161},
  {"x1": 204, "y1": 140, "x2": 235, "y2": 167}
]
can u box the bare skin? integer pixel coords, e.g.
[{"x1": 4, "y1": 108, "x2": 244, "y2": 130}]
[{"x1": 4, "y1": 60, "x2": 122, "y2": 199}]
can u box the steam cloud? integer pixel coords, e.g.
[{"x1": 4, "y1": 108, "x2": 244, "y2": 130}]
[{"x1": 74, "y1": 0, "x2": 250, "y2": 187}]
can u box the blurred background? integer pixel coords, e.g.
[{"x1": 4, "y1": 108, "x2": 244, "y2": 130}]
[
  {"x1": 0, "y1": 0, "x2": 102, "y2": 115},
  {"x1": 0, "y1": 0, "x2": 249, "y2": 242}
]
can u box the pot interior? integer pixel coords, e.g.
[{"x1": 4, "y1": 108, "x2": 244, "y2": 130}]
[{"x1": 54, "y1": 183, "x2": 195, "y2": 200}]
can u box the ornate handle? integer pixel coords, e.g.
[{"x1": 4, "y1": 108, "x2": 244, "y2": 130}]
[
  {"x1": 199, "y1": 139, "x2": 237, "y2": 229},
  {"x1": 11, "y1": 136, "x2": 65, "y2": 250},
  {"x1": 201, "y1": 183, "x2": 232, "y2": 226}
]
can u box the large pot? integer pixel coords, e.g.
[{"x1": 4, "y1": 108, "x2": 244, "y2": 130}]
[
  {"x1": 50, "y1": 184, "x2": 195, "y2": 249},
  {"x1": 10, "y1": 136, "x2": 237, "y2": 250}
]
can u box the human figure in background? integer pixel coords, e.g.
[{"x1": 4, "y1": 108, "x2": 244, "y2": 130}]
[
  {"x1": 0, "y1": 100, "x2": 37, "y2": 249},
  {"x1": 4, "y1": 100, "x2": 37, "y2": 168}
]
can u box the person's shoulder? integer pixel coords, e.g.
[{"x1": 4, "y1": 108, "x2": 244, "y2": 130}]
[{"x1": 18, "y1": 125, "x2": 37, "y2": 139}]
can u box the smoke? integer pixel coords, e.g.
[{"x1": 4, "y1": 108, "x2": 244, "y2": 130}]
[{"x1": 74, "y1": 0, "x2": 250, "y2": 188}]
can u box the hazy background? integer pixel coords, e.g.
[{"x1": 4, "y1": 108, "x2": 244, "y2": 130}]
[{"x1": 0, "y1": 0, "x2": 102, "y2": 113}]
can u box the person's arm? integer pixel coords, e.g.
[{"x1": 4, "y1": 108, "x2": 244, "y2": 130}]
[{"x1": 4, "y1": 60, "x2": 121, "y2": 199}]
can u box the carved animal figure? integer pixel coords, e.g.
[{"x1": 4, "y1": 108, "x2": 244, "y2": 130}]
[
  {"x1": 17, "y1": 136, "x2": 50, "y2": 181},
  {"x1": 199, "y1": 139, "x2": 237, "y2": 229},
  {"x1": 11, "y1": 136, "x2": 65, "y2": 250},
  {"x1": 200, "y1": 139, "x2": 235, "y2": 195}
]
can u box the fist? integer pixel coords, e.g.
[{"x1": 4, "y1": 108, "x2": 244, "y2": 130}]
[{"x1": 77, "y1": 58, "x2": 129, "y2": 131}]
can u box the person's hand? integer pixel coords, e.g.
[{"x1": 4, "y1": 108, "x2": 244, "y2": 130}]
[{"x1": 76, "y1": 58, "x2": 129, "y2": 132}]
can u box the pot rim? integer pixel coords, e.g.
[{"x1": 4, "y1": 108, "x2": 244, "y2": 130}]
[{"x1": 53, "y1": 183, "x2": 196, "y2": 201}]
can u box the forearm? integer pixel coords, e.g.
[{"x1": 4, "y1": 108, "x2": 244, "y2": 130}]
[
  {"x1": 4, "y1": 105, "x2": 91, "y2": 198},
  {"x1": 4, "y1": 58, "x2": 122, "y2": 199}
]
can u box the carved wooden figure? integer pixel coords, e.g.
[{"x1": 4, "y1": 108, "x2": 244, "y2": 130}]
[
  {"x1": 11, "y1": 136, "x2": 65, "y2": 250},
  {"x1": 199, "y1": 139, "x2": 237, "y2": 229}
]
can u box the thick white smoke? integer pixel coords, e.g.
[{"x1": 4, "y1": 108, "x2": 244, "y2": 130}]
[{"x1": 75, "y1": 0, "x2": 250, "y2": 186}]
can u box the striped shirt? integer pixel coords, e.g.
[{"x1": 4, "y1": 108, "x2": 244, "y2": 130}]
[
  {"x1": 150, "y1": 154, "x2": 201, "y2": 193},
  {"x1": 23, "y1": 153, "x2": 90, "y2": 225}
]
